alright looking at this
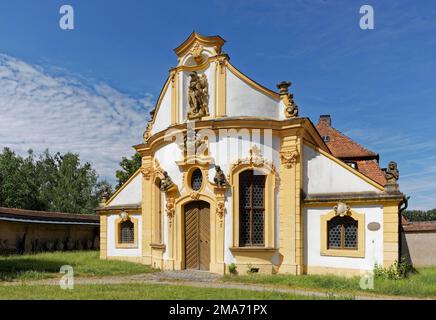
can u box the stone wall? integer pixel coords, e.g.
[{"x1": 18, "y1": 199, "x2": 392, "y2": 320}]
[
  {"x1": 401, "y1": 221, "x2": 436, "y2": 267},
  {"x1": 0, "y1": 220, "x2": 99, "y2": 254}
]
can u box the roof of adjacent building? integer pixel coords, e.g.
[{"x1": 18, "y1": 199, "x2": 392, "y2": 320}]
[
  {"x1": 402, "y1": 217, "x2": 436, "y2": 232},
  {"x1": 315, "y1": 115, "x2": 386, "y2": 186},
  {"x1": 354, "y1": 160, "x2": 386, "y2": 186},
  {"x1": 316, "y1": 115, "x2": 378, "y2": 159},
  {"x1": 0, "y1": 207, "x2": 99, "y2": 225}
]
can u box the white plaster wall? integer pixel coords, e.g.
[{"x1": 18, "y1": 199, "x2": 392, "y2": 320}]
[
  {"x1": 211, "y1": 134, "x2": 281, "y2": 263},
  {"x1": 154, "y1": 143, "x2": 183, "y2": 187},
  {"x1": 303, "y1": 145, "x2": 379, "y2": 194},
  {"x1": 107, "y1": 213, "x2": 142, "y2": 257},
  {"x1": 152, "y1": 85, "x2": 172, "y2": 135},
  {"x1": 107, "y1": 173, "x2": 142, "y2": 207},
  {"x1": 304, "y1": 206, "x2": 383, "y2": 271},
  {"x1": 152, "y1": 143, "x2": 184, "y2": 262},
  {"x1": 226, "y1": 69, "x2": 279, "y2": 119},
  {"x1": 154, "y1": 133, "x2": 281, "y2": 264}
]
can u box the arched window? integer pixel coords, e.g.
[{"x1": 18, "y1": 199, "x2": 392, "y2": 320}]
[
  {"x1": 239, "y1": 170, "x2": 265, "y2": 246},
  {"x1": 120, "y1": 220, "x2": 135, "y2": 244},
  {"x1": 327, "y1": 216, "x2": 358, "y2": 249}
]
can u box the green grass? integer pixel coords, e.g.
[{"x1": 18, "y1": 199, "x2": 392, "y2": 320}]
[
  {"x1": 0, "y1": 283, "x2": 341, "y2": 300},
  {"x1": 0, "y1": 251, "x2": 154, "y2": 281},
  {"x1": 223, "y1": 268, "x2": 436, "y2": 298}
]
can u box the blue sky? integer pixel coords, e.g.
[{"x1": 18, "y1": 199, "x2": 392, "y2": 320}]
[{"x1": 0, "y1": 0, "x2": 435, "y2": 209}]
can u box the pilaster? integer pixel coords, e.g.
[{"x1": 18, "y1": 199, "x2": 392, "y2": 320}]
[
  {"x1": 141, "y1": 155, "x2": 153, "y2": 265},
  {"x1": 99, "y1": 215, "x2": 107, "y2": 259},
  {"x1": 210, "y1": 186, "x2": 226, "y2": 274},
  {"x1": 278, "y1": 133, "x2": 302, "y2": 274},
  {"x1": 383, "y1": 202, "x2": 400, "y2": 267},
  {"x1": 215, "y1": 55, "x2": 227, "y2": 117}
]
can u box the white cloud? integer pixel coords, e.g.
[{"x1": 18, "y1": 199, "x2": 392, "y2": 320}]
[{"x1": 0, "y1": 53, "x2": 153, "y2": 184}]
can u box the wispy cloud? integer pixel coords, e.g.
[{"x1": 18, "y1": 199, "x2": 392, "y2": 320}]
[{"x1": 0, "y1": 54, "x2": 153, "y2": 183}]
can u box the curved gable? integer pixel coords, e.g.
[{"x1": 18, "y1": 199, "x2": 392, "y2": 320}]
[
  {"x1": 226, "y1": 63, "x2": 280, "y2": 119},
  {"x1": 303, "y1": 144, "x2": 384, "y2": 194},
  {"x1": 105, "y1": 170, "x2": 142, "y2": 208}
]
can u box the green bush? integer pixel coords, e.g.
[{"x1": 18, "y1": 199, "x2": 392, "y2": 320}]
[
  {"x1": 374, "y1": 258, "x2": 414, "y2": 280},
  {"x1": 228, "y1": 263, "x2": 237, "y2": 275}
]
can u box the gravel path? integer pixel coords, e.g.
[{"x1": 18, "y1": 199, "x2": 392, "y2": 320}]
[{"x1": 0, "y1": 270, "x2": 422, "y2": 300}]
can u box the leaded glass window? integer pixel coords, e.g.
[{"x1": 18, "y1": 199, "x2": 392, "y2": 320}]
[
  {"x1": 191, "y1": 169, "x2": 203, "y2": 191},
  {"x1": 239, "y1": 170, "x2": 265, "y2": 246},
  {"x1": 327, "y1": 216, "x2": 358, "y2": 249},
  {"x1": 120, "y1": 220, "x2": 134, "y2": 244}
]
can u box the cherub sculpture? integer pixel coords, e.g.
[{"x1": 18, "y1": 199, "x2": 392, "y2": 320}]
[
  {"x1": 160, "y1": 171, "x2": 174, "y2": 191},
  {"x1": 214, "y1": 165, "x2": 227, "y2": 188}
]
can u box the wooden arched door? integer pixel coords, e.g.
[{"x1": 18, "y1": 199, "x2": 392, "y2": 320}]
[{"x1": 184, "y1": 201, "x2": 210, "y2": 270}]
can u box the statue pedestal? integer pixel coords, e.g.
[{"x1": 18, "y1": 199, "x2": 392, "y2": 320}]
[{"x1": 385, "y1": 183, "x2": 399, "y2": 193}]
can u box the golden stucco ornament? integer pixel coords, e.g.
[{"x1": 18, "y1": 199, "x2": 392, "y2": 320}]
[
  {"x1": 189, "y1": 42, "x2": 204, "y2": 65},
  {"x1": 333, "y1": 202, "x2": 351, "y2": 217},
  {"x1": 280, "y1": 148, "x2": 299, "y2": 169},
  {"x1": 277, "y1": 81, "x2": 299, "y2": 119}
]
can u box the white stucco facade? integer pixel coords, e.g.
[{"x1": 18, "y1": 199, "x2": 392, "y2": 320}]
[
  {"x1": 106, "y1": 213, "x2": 142, "y2": 257},
  {"x1": 99, "y1": 32, "x2": 403, "y2": 276},
  {"x1": 303, "y1": 144, "x2": 379, "y2": 194},
  {"x1": 226, "y1": 68, "x2": 279, "y2": 119},
  {"x1": 304, "y1": 206, "x2": 384, "y2": 271},
  {"x1": 106, "y1": 172, "x2": 142, "y2": 207}
]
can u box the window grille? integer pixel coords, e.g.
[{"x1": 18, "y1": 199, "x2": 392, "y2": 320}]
[
  {"x1": 239, "y1": 170, "x2": 265, "y2": 246},
  {"x1": 120, "y1": 220, "x2": 134, "y2": 244},
  {"x1": 191, "y1": 169, "x2": 203, "y2": 191},
  {"x1": 328, "y1": 216, "x2": 357, "y2": 249}
]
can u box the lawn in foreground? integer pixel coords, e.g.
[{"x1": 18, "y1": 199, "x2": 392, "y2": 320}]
[
  {"x1": 223, "y1": 268, "x2": 436, "y2": 298},
  {"x1": 0, "y1": 283, "x2": 333, "y2": 300},
  {"x1": 0, "y1": 251, "x2": 154, "y2": 281}
]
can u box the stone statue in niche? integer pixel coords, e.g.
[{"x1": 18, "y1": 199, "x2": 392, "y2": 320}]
[
  {"x1": 187, "y1": 71, "x2": 209, "y2": 119},
  {"x1": 383, "y1": 161, "x2": 399, "y2": 191},
  {"x1": 214, "y1": 165, "x2": 227, "y2": 188},
  {"x1": 160, "y1": 171, "x2": 175, "y2": 192}
]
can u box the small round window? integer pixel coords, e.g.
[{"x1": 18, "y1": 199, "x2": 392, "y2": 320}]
[{"x1": 190, "y1": 169, "x2": 203, "y2": 191}]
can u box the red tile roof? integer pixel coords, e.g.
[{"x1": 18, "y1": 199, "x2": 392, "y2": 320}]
[
  {"x1": 315, "y1": 115, "x2": 385, "y2": 186},
  {"x1": 316, "y1": 120, "x2": 378, "y2": 159},
  {"x1": 402, "y1": 221, "x2": 436, "y2": 232},
  {"x1": 356, "y1": 160, "x2": 386, "y2": 186}
]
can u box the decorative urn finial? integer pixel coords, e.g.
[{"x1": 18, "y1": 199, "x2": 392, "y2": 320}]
[
  {"x1": 277, "y1": 81, "x2": 299, "y2": 119},
  {"x1": 276, "y1": 81, "x2": 291, "y2": 95}
]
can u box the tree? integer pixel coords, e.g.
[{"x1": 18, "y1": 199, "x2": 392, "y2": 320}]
[
  {"x1": 115, "y1": 153, "x2": 142, "y2": 190},
  {"x1": 0, "y1": 148, "x2": 44, "y2": 210},
  {"x1": 47, "y1": 152, "x2": 101, "y2": 214},
  {"x1": 0, "y1": 148, "x2": 112, "y2": 214},
  {"x1": 403, "y1": 209, "x2": 436, "y2": 222}
]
